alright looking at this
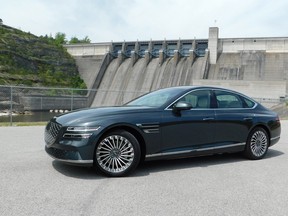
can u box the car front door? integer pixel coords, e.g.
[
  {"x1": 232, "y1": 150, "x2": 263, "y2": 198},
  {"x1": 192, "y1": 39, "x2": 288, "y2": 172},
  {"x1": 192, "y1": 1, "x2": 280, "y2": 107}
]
[{"x1": 161, "y1": 89, "x2": 216, "y2": 152}]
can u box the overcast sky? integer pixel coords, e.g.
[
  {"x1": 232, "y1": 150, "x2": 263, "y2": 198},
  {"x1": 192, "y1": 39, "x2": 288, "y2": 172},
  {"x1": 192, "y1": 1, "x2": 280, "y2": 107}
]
[{"x1": 1, "y1": 0, "x2": 288, "y2": 43}]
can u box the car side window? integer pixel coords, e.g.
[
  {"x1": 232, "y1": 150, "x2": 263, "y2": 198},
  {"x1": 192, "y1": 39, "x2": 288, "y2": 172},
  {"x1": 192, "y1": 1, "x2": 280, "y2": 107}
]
[
  {"x1": 215, "y1": 90, "x2": 244, "y2": 108},
  {"x1": 177, "y1": 90, "x2": 211, "y2": 109},
  {"x1": 243, "y1": 97, "x2": 256, "y2": 108}
]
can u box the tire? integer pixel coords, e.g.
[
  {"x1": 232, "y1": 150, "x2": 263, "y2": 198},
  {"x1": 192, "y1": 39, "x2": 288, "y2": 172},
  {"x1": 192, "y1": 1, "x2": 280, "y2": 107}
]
[
  {"x1": 244, "y1": 127, "x2": 269, "y2": 160},
  {"x1": 94, "y1": 130, "x2": 141, "y2": 177}
]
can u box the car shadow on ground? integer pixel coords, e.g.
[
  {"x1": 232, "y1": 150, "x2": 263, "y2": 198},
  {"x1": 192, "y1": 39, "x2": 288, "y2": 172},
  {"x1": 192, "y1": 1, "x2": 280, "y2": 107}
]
[
  {"x1": 52, "y1": 149, "x2": 284, "y2": 179},
  {"x1": 133, "y1": 149, "x2": 284, "y2": 177},
  {"x1": 52, "y1": 161, "x2": 104, "y2": 179}
]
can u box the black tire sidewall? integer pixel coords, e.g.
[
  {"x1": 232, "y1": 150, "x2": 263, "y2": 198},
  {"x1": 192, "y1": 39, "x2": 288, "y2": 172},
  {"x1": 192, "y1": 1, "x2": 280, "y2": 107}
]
[{"x1": 94, "y1": 130, "x2": 141, "y2": 177}]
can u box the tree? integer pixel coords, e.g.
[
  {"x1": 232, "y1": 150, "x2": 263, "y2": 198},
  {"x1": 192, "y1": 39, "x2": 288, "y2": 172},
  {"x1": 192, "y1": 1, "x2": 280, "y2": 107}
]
[
  {"x1": 69, "y1": 36, "x2": 80, "y2": 44},
  {"x1": 69, "y1": 36, "x2": 91, "y2": 44},
  {"x1": 81, "y1": 36, "x2": 91, "y2": 43},
  {"x1": 54, "y1": 32, "x2": 67, "y2": 46}
]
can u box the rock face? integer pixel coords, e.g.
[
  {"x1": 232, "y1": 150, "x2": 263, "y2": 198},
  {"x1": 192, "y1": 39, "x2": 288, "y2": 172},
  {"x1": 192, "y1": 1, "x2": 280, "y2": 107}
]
[{"x1": 0, "y1": 24, "x2": 85, "y2": 88}]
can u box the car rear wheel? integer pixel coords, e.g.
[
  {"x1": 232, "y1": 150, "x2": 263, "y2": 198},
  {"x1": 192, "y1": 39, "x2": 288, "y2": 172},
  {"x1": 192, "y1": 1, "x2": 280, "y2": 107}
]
[
  {"x1": 94, "y1": 130, "x2": 141, "y2": 177},
  {"x1": 244, "y1": 127, "x2": 269, "y2": 160}
]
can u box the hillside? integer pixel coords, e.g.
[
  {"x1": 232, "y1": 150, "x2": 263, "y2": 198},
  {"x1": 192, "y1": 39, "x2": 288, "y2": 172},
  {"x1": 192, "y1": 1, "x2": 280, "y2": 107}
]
[{"x1": 0, "y1": 24, "x2": 86, "y2": 88}]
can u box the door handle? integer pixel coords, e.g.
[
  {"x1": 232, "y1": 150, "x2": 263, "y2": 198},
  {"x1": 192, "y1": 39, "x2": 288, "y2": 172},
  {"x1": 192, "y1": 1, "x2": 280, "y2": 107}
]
[{"x1": 243, "y1": 117, "x2": 253, "y2": 121}]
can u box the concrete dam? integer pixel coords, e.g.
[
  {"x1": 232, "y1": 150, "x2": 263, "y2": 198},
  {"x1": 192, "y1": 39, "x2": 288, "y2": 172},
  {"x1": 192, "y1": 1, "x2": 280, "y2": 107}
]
[
  {"x1": 91, "y1": 54, "x2": 208, "y2": 106},
  {"x1": 66, "y1": 27, "x2": 288, "y2": 107}
]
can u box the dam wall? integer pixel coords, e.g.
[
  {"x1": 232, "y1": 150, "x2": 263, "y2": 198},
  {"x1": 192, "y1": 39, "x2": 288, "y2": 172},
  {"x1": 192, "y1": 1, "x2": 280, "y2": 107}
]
[
  {"x1": 208, "y1": 52, "x2": 288, "y2": 81},
  {"x1": 219, "y1": 37, "x2": 288, "y2": 53},
  {"x1": 65, "y1": 27, "x2": 288, "y2": 107},
  {"x1": 210, "y1": 35, "x2": 288, "y2": 94},
  {"x1": 73, "y1": 55, "x2": 104, "y2": 89},
  {"x1": 91, "y1": 55, "x2": 208, "y2": 106},
  {"x1": 66, "y1": 43, "x2": 111, "y2": 56},
  {"x1": 65, "y1": 39, "x2": 210, "y2": 106},
  {"x1": 192, "y1": 80, "x2": 286, "y2": 100}
]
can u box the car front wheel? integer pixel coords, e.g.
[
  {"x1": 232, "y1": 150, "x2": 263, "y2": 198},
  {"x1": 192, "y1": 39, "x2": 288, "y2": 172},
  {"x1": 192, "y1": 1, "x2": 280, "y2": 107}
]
[
  {"x1": 244, "y1": 127, "x2": 269, "y2": 160},
  {"x1": 94, "y1": 130, "x2": 141, "y2": 177}
]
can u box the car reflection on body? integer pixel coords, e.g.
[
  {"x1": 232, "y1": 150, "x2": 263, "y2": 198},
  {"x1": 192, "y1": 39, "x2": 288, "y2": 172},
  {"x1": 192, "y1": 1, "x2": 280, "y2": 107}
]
[{"x1": 45, "y1": 86, "x2": 281, "y2": 177}]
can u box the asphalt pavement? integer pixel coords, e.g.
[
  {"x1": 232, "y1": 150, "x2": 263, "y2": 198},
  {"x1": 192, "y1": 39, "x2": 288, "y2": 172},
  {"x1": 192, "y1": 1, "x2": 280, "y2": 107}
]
[{"x1": 0, "y1": 122, "x2": 287, "y2": 216}]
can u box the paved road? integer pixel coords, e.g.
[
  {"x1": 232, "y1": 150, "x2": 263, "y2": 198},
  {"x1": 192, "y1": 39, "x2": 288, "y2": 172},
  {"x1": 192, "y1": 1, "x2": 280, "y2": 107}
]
[{"x1": 0, "y1": 122, "x2": 287, "y2": 216}]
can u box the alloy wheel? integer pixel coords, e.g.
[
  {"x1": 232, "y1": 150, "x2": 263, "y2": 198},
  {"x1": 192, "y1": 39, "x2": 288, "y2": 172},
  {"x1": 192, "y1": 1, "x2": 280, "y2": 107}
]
[
  {"x1": 250, "y1": 130, "x2": 268, "y2": 157},
  {"x1": 96, "y1": 135, "x2": 135, "y2": 174},
  {"x1": 244, "y1": 127, "x2": 269, "y2": 160}
]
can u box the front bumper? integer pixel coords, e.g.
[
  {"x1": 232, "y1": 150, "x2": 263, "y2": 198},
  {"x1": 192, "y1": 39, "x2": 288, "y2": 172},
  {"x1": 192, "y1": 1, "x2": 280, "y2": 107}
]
[
  {"x1": 45, "y1": 146, "x2": 94, "y2": 166},
  {"x1": 44, "y1": 121, "x2": 96, "y2": 166}
]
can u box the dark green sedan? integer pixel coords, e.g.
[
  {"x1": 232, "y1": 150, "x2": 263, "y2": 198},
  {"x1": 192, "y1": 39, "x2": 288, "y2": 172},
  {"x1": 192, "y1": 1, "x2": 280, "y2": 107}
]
[{"x1": 45, "y1": 86, "x2": 281, "y2": 177}]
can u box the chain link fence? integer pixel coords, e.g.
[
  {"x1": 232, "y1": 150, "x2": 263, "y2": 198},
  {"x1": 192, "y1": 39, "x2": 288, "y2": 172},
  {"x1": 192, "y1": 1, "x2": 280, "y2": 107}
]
[
  {"x1": 0, "y1": 85, "x2": 148, "y2": 126},
  {"x1": 0, "y1": 85, "x2": 284, "y2": 126},
  {"x1": 0, "y1": 85, "x2": 91, "y2": 125}
]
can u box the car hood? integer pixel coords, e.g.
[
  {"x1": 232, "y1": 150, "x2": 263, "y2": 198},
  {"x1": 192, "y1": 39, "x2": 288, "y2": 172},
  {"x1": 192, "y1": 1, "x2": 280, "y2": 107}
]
[{"x1": 53, "y1": 106, "x2": 158, "y2": 126}]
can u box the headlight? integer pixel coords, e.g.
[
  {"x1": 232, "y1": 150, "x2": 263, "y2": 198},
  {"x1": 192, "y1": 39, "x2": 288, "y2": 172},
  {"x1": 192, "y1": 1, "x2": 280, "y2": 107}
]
[
  {"x1": 63, "y1": 126, "x2": 101, "y2": 139},
  {"x1": 67, "y1": 126, "x2": 101, "y2": 132}
]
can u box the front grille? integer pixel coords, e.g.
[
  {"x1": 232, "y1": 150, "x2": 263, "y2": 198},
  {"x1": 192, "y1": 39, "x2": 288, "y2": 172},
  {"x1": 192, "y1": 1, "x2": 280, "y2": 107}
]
[{"x1": 45, "y1": 121, "x2": 62, "y2": 145}]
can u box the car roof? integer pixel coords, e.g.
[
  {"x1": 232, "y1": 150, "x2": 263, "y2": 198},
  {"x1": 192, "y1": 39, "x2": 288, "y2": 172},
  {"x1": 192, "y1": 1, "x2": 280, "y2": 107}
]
[
  {"x1": 163, "y1": 85, "x2": 233, "y2": 92},
  {"x1": 162, "y1": 85, "x2": 256, "y2": 101}
]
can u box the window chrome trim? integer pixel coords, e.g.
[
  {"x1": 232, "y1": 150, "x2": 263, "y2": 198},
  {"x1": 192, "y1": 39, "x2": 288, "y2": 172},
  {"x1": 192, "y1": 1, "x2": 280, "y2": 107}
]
[
  {"x1": 164, "y1": 88, "x2": 258, "y2": 111},
  {"x1": 146, "y1": 142, "x2": 246, "y2": 159},
  {"x1": 213, "y1": 106, "x2": 257, "y2": 110}
]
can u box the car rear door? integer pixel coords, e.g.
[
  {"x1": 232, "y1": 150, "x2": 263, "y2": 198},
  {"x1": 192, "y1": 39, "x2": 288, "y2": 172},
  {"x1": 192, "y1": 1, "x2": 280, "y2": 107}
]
[{"x1": 213, "y1": 90, "x2": 255, "y2": 145}]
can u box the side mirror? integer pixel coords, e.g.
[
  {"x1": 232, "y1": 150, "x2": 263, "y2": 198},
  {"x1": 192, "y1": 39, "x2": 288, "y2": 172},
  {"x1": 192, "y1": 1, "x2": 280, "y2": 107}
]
[{"x1": 172, "y1": 101, "x2": 192, "y2": 114}]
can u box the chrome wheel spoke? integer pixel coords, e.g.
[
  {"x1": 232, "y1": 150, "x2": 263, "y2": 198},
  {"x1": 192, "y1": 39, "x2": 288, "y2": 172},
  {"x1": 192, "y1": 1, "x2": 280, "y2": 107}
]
[
  {"x1": 111, "y1": 137, "x2": 117, "y2": 149},
  {"x1": 119, "y1": 155, "x2": 132, "y2": 162},
  {"x1": 96, "y1": 134, "x2": 135, "y2": 173},
  {"x1": 104, "y1": 139, "x2": 114, "y2": 150},
  {"x1": 100, "y1": 146, "x2": 113, "y2": 152},
  {"x1": 108, "y1": 157, "x2": 113, "y2": 168},
  {"x1": 97, "y1": 151, "x2": 110, "y2": 155},
  {"x1": 117, "y1": 157, "x2": 128, "y2": 165},
  {"x1": 121, "y1": 145, "x2": 131, "y2": 153},
  {"x1": 119, "y1": 140, "x2": 129, "y2": 151}
]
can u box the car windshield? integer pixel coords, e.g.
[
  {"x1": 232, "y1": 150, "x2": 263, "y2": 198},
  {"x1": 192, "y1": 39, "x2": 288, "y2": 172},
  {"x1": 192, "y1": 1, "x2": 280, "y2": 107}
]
[{"x1": 126, "y1": 88, "x2": 184, "y2": 108}]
